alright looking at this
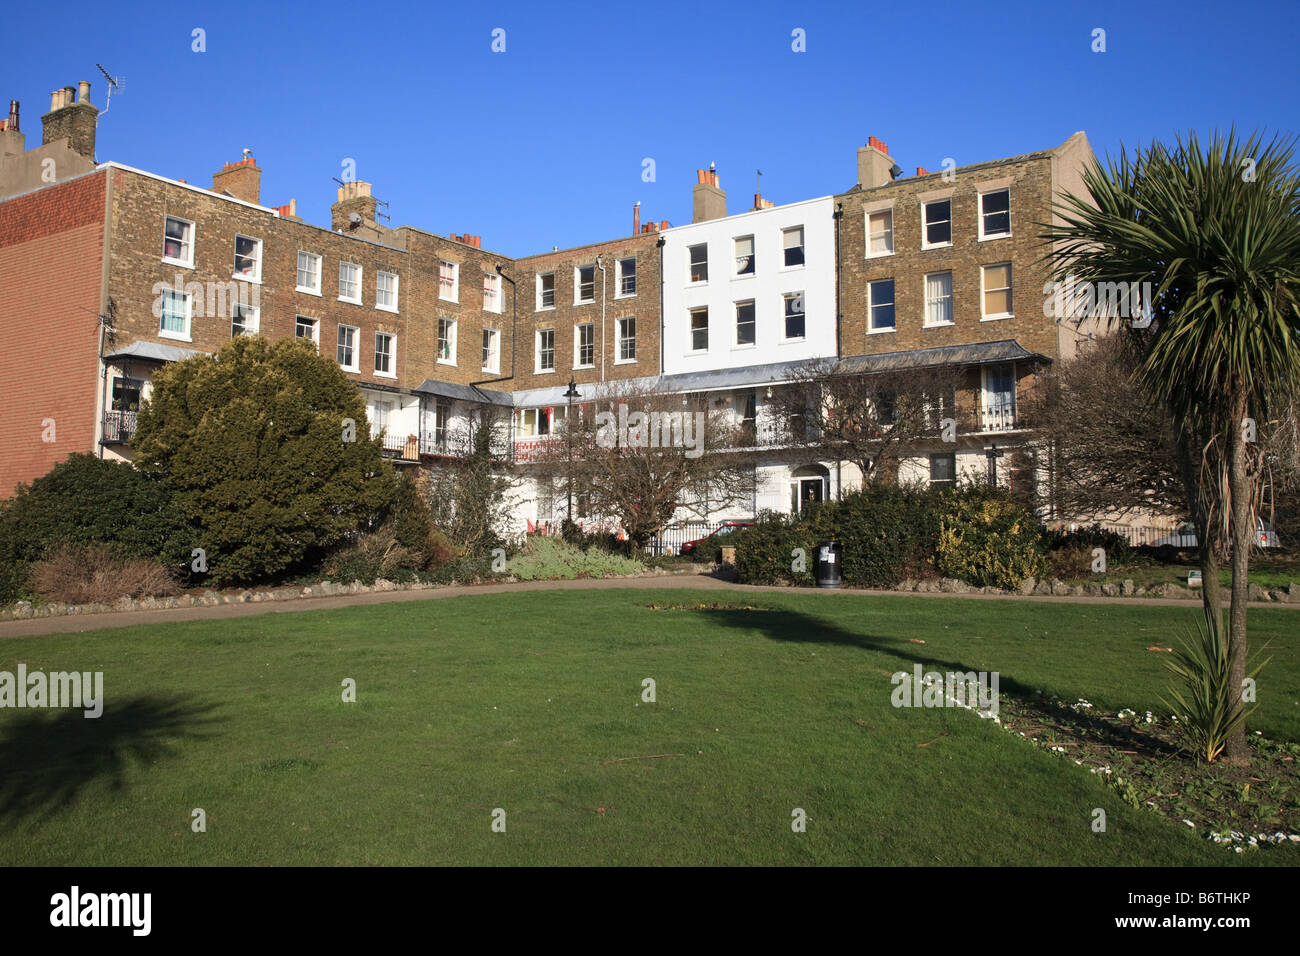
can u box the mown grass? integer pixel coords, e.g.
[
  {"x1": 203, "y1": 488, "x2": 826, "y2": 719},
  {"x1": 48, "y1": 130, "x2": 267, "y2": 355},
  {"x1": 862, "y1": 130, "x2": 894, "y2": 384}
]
[{"x1": 0, "y1": 588, "x2": 1295, "y2": 865}]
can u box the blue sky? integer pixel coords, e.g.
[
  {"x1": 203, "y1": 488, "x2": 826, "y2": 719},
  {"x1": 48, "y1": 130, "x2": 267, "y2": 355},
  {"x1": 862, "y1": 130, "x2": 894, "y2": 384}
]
[{"x1": 4, "y1": 0, "x2": 1296, "y2": 257}]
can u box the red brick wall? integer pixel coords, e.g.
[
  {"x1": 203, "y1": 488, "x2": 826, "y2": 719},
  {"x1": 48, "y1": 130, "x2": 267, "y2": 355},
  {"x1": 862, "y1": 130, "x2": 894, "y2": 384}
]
[{"x1": 0, "y1": 171, "x2": 105, "y2": 495}]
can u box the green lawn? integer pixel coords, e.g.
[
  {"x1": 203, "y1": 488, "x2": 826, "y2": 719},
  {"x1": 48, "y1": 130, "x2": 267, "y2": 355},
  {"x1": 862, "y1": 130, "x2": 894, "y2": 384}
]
[{"x1": 1, "y1": 588, "x2": 1296, "y2": 866}]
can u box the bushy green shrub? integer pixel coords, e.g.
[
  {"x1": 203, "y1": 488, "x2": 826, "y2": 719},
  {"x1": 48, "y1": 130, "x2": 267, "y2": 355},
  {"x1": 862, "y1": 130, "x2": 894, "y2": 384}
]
[
  {"x1": 936, "y1": 494, "x2": 1046, "y2": 589},
  {"x1": 0, "y1": 453, "x2": 192, "y2": 602},
  {"x1": 506, "y1": 536, "x2": 644, "y2": 580}
]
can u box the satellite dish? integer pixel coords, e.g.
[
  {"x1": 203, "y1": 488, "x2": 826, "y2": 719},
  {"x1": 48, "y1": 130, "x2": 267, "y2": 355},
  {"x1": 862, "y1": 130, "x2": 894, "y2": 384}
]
[{"x1": 349, "y1": 212, "x2": 362, "y2": 224}]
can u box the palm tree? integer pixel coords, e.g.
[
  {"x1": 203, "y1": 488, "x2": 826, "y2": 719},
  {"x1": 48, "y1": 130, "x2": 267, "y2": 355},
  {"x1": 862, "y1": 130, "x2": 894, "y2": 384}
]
[{"x1": 1043, "y1": 131, "x2": 1300, "y2": 765}]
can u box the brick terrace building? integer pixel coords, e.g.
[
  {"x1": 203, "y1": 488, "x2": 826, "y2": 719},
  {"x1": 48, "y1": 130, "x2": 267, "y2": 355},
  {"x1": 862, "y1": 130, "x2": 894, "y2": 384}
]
[{"x1": 1, "y1": 76, "x2": 1100, "y2": 540}]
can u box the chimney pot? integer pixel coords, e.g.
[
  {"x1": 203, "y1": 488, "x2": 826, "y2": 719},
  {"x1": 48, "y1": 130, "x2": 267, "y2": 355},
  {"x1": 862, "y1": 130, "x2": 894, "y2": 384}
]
[
  {"x1": 633, "y1": 201, "x2": 640, "y2": 236},
  {"x1": 77, "y1": 81, "x2": 91, "y2": 104},
  {"x1": 8, "y1": 100, "x2": 20, "y2": 132}
]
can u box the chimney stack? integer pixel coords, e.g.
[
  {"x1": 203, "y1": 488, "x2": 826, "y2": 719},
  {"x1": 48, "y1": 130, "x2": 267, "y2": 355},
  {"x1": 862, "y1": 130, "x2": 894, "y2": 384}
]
[
  {"x1": 41, "y1": 81, "x2": 97, "y2": 162},
  {"x1": 857, "y1": 136, "x2": 900, "y2": 190},
  {"x1": 212, "y1": 155, "x2": 261, "y2": 204},
  {"x1": 692, "y1": 165, "x2": 726, "y2": 223},
  {"x1": 632, "y1": 201, "x2": 640, "y2": 236},
  {"x1": 332, "y1": 180, "x2": 378, "y2": 232}
]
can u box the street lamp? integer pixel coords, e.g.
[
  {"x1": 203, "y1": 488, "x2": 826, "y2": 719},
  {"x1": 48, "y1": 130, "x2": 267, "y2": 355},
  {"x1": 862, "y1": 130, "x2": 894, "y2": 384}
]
[
  {"x1": 986, "y1": 442, "x2": 1003, "y2": 487},
  {"x1": 564, "y1": 377, "x2": 580, "y2": 521}
]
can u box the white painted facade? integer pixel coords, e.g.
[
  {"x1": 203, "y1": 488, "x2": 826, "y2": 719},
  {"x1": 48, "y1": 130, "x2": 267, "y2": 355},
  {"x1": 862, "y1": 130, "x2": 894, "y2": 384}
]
[{"x1": 660, "y1": 196, "x2": 837, "y2": 376}]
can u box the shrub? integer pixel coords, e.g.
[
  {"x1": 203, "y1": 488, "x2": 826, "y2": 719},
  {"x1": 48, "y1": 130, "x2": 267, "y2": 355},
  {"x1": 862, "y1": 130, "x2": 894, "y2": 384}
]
[
  {"x1": 387, "y1": 473, "x2": 456, "y2": 571},
  {"x1": 936, "y1": 494, "x2": 1046, "y2": 590},
  {"x1": 1161, "y1": 616, "x2": 1271, "y2": 764},
  {"x1": 506, "y1": 536, "x2": 644, "y2": 580},
  {"x1": 0, "y1": 453, "x2": 191, "y2": 602},
  {"x1": 31, "y1": 543, "x2": 179, "y2": 605},
  {"x1": 131, "y1": 336, "x2": 397, "y2": 586}
]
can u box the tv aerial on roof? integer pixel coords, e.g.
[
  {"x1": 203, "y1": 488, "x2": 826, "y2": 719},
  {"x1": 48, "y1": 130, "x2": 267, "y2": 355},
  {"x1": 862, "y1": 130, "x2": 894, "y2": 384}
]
[{"x1": 95, "y1": 63, "x2": 123, "y2": 116}]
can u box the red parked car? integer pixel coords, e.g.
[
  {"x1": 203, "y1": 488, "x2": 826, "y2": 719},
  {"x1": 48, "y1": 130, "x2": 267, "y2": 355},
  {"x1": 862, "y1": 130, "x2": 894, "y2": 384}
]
[{"x1": 679, "y1": 521, "x2": 756, "y2": 555}]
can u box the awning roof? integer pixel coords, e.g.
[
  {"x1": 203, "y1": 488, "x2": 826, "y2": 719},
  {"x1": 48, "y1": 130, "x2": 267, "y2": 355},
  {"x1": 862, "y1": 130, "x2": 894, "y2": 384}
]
[
  {"x1": 412, "y1": 378, "x2": 513, "y2": 406},
  {"x1": 837, "y1": 339, "x2": 1051, "y2": 374},
  {"x1": 103, "y1": 340, "x2": 207, "y2": 363}
]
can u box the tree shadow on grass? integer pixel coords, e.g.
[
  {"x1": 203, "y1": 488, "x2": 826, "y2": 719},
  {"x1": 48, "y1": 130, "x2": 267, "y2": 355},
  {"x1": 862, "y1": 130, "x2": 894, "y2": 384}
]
[
  {"x1": 0, "y1": 695, "x2": 224, "y2": 832},
  {"x1": 698, "y1": 606, "x2": 1178, "y2": 759}
]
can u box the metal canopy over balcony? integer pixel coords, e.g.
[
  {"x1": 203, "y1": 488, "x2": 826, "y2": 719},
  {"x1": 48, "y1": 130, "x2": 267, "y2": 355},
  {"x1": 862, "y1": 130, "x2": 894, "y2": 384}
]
[
  {"x1": 103, "y1": 341, "x2": 207, "y2": 363},
  {"x1": 836, "y1": 339, "x2": 1050, "y2": 375}
]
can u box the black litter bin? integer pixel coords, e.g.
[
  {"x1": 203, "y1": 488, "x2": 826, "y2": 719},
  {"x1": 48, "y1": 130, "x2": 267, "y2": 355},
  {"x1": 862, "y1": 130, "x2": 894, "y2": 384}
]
[{"x1": 815, "y1": 540, "x2": 842, "y2": 589}]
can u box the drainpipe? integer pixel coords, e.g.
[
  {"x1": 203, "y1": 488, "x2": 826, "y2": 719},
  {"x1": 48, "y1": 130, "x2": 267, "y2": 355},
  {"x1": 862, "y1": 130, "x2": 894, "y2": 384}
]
[
  {"x1": 596, "y1": 254, "x2": 607, "y2": 381},
  {"x1": 833, "y1": 202, "x2": 844, "y2": 496},
  {"x1": 469, "y1": 264, "x2": 519, "y2": 454},
  {"x1": 657, "y1": 235, "x2": 666, "y2": 374}
]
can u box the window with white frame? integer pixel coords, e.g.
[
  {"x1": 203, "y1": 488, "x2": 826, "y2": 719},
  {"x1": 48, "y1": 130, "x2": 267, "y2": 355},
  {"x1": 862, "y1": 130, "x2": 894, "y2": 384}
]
[
  {"x1": 537, "y1": 329, "x2": 556, "y2": 371},
  {"x1": 437, "y1": 318, "x2": 457, "y2": 364},
  {"x1": 925, "y1": 271, "x2": 954, "y2": 326},
  {"x1": 163, "y1": 216, "x2": 194, "y2": 266},
  {"x1": 867, "y1": 210, "x2": 894, "y2": 256},
  {"x1": 868, "y1": 279, "x2": 895, "y2": 332},
  {"x1": 922, "y1": 200, "x2": 952, "y2": 247},
  {"x1": 433, "y1": 401, "x2": 452, "y2": 447},
  {"x1": 297, "y1": 251, "x2": 322, "y2": 293},
  {"x1": 369, "y1": 399, "x2": 392, "y2": 436},
  {"x1": 337, "y1": 324, "x2": 359, "y2": 371},
  {"x1": 617, "y1": 257, "x2": 636, "y2": 296},
  {"x1": 375, "y1": 332, "x2": 395, "y2": 375},
  {"x1": 483, "y1": 273, "x2": 502, "y2": 313},
  {"x1": 537, "y1": 272, "x2": 555, "y2": 309},
  {"x1": 734, "y1": 236, "x2": 755, "y2": 276},
  {"x1": 979, "y1": 189, "x2": 1010, "y2": 239},
  {"x1": 233, "y1": 235, "x2": 261, "y2": 281},
  {"x1": 376, "y1": 271, "x2": 399, "y2": 312},
  {"x1": 782, "y1": 227, "x2": 805, "y2": 267},
  {"x1": 617, "y1": 317, "x2": 636, "y2": 362},
  {"x1": 575, "y1": 265, "x2": 595, "y2": 304},
  {"x1": 688, "y1": 244, "x2": 708, "y2": 283},
  {"x1": 735, "y1": 300, "x2": 756, "y2": 346},
  {"x1": 339, "y1": 262, "x2": 362, "y2": 303},
  {"x1": 689, "y1": 307, "x2": 709, "y2": 351},
  {"x1": 295, "y1": 315, "x2": 319, "y2": 346},
  {"x1": 439, "y1": 260, "x2": 458, "y2": 302},
  {"x1": 982, "y1": 262, "x2": 1013, "y2": 318},
  {"x1": 783, "y1": 292, "x2": 806, "y2": 340},
  {"x1": 576, "y1": 322, "x2": 595, "y2": 368},
  {"x1": 231, "y1": 303, "x2": 259, "y2": 337},
  {"x1": 159, "y1": 289, "x2": 191, "y2": 339},
  {"x1": 482, "y1": 328, "x2": 500, "y2": 373}
]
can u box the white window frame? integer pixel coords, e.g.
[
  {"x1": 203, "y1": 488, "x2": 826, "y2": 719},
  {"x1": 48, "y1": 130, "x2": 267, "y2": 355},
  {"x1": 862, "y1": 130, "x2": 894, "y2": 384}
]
[
  {"x1": 980, "y1": 262, "x2": 1014, "y2": 320},
  {"x1": 297, "y1": 251, "x2": 322, "y2": 295},
  {"x1": 921, "y1": 199, "x2": 953, "y2": 250},
  {"x1": 868, "y1": 279, "x2": 895, "y2": 334},
  {"x1": 295, "y1": 315, "x2": 320, "y2": 348},
  {"x1": 924, "y1": 271, "x2": 954, "y2": 327},
  {"x1": 782, "y1": 292, "x2": 806, "y2": 341},
  {"x1": 482, "y1": 328, "x2": 501, "y2": 373},
  {"x1": 231, "y1": 302, "x2": 260, "y2": 337},
  {"x1": 339, "y1": 261, "x2": 363, "y2": 304},
  {"x1": 575, "y1": 322, "x2": 596, "y2": 369},
  {"x1": 734, "y1": 299, "x2": 756, "y2": 348},
  {"x1": 163, "y1": 216, "x2": 195, "y2": 268},
  {"x1": 233, "y1": 234, "x2": 262, "y2": 282},
  {"x1": 978, "y1": 188, "x2": 1011, "y2": 241},
  {"x1": 781, "y1": 227, "x2": 805, "y2": 269},
  {"x1": 439, "y1": 260, "x2": 459, "y2": 303},
  {"x1": 483, "y1": 273, "x2": 503, "y2": 313},
  {"x1": 537, "y1": 272, "x2": 556, "y2": 311},
  {"x1": 575, "y1": 264, "x2": 596, "y2": 305},
  {"x1": 159, "y1": 289, "x2": 192, "y2": 341},
  {"x1": 337, "y1": 323, "x2": 360, "y2": 372},
  {"x1": 536, "y1": 328, "x2": 556, "y2": 373},
  {"x1": 374, "y1": 331, "x2": 396, "y2": 377},
  {"x1": 866, "y1": 210, "x2": 894, "y2": 258},
  {"x1": 734, "y1": 235, "x2": 755, "y2": 277},
  {"x1": 437, "y1": 318, "x2": 458, "y2": 366},
  {"x1": 376, "y1": 271, "x2": 399, "y2": 313},
  {"x1": 616, "y1": 317, "x2": 637, "y2": 364},
  {"x1": 688, "y1": 244, "x2": 709, "y2": 284},
  {"x1": 688, "y1": 307, "x2": 709, "y2": 353},
  {"x1": 616, "y1": 257, "x2": 637, "y2": 298}
]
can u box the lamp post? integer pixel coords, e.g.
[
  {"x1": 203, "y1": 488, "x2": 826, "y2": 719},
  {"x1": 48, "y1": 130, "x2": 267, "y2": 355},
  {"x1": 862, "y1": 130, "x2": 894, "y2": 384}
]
[
  {"x1": 986, "y1": 442, "x2": 1003, "y2": 488},
  {"x1": 564, "y1": 377, "x2": 580, "y2": 522}
]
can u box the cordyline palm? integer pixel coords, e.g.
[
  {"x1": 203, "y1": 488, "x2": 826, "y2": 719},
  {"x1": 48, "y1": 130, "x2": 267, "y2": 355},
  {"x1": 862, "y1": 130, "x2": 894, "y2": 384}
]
[{"x1": 1043, "y1": 130, "x2": 1300, "y2": 765}]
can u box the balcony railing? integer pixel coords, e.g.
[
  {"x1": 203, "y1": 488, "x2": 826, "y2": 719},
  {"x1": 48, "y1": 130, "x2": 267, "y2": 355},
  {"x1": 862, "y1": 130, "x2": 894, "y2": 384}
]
[
  {"x1": 101, "y1": 409, "x2": 137, "y2": 444},
  {"x1": 979, "y1": 401, "x2": 1019, "y2": 433}
]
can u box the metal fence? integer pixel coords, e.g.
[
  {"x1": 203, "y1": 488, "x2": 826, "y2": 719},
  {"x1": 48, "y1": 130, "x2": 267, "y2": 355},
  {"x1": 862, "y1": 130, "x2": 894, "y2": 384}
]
[{"x1": 643, "y1": 521, "x2": 717, "y2": 557}]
